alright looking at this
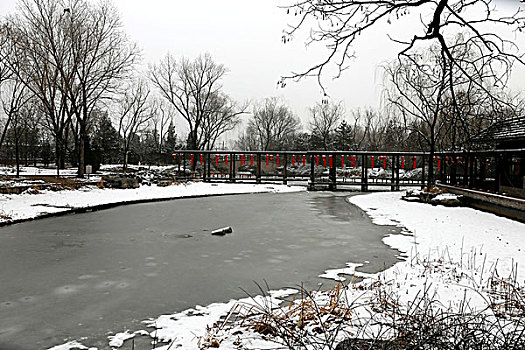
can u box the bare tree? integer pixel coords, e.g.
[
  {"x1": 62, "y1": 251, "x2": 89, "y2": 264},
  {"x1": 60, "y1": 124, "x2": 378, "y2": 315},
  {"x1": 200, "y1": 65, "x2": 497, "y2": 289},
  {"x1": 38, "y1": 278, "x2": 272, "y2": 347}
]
[
  {"x1": 7, "y1": 99, "x2": 38, "y2": 177},
  {"x1": 247, "y1": 97, "x2": 301, "y2": 151},
  {"x1": 4, "y1": 0, "x2": 137, "y2": 177},
  {"x1": 3, "y1": 3, "x2": 72, "y2": 175},
  {"x1": 62, "y1": 0, "x2": 138, "y2": 177},
  {"x1": 281, "y1": 0, "x2": 524, "y2": 92},
  {"x1": 116, "y1": 78, "x2": 153, "y2": 171},
  {"x1": 149, "y1": 97, "x2": 174, "y2": 160},
  {"x1": 0, "y1": 23, "x2": 12, "y2": 87},
  {"x1": 150, "y1": 53, "x2": 243, "y2": 150},
  {"x1": 384, "y1": 45, "x2": 451, "y2": 188},
  {"x1": 201, "y1": 92, "x2": 247, "y2": 150},
  {"x1": 235, "y1": 130, "x2": 259, "y2": 151},
  {"x1": 0, "y1": 75, "x2": 32, "y2": 151},
  {"x1": 309, "y1": 100, "x2": 345, "y2": 150}
]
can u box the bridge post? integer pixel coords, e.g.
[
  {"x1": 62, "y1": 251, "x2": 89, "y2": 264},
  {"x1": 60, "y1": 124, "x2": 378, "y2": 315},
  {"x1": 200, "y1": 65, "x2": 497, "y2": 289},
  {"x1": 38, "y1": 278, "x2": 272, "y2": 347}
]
[
  {"x1": 201, "y1": 153, "x2": 206, "y2": 182},
  {"x1": 231, "y1": 153, "x2": 236, "y2": 182},
  {"x1": 361, "y1": 154, "x2": 368, "y2": 192},
  {"x1": 468, "y1": 152, "x2": 475, "y2": 189},
  {"x1": 183, "y1": 153, "x2": 186, "y2": 180},
  {"x1": 495, "y1": 153, "x2": 502, "y2": 193},
  {"x1": 256, "y1": 153, "x2": 261, "y2": 184},
  {"x1": 421, "y1": 154, "x2": 426, "y2": 190},
  {"x1": 451, "y1": 154, "x2": 457, "y2": 185},
  {"x1": 329, "y1": 153, "x2": 336, "y2": 191},
  {"x1": 390, "y1": 155, "x2": 396, "y2": 191},
  {"x1": 441, "y1": 154, "x2": 446, "y2": 184},
  {"x1": 282, "y1": 153, "x2": 288, "y2": 184},
  {"x1": 395, "y1": 155, "x2": 400, "y2": 190},
  {"x1": 462, "y1": 151, "x2": 468, "y2": 187},
  {"x1": 177, "y1": 153, "x2": 181, "y2": 176},
  {"x1": 309, "y1": 153, "x2": 315, "y2": 191},
  {"x1": 206, "y1": 153, "x2": 211, "y2": 181}
]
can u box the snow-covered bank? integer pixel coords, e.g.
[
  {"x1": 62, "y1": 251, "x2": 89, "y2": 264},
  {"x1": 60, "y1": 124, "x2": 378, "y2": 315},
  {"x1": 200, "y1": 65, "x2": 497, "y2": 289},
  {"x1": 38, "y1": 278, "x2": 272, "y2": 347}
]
[
  {"x1": 47, "y1": 190, "x2": 525, "y2": 350},
  {"x1": 0, "y1": 182, "x2": 304, "y2": 224},
  {"x1": 348, "y1": 191, "x2": 525, "y2": 282}
]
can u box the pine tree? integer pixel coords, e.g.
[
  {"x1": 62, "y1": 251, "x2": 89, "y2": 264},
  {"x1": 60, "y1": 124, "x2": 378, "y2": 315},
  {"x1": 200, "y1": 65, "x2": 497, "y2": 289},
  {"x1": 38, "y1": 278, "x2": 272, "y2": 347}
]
[
  {"x1": 92, "y1": 113, "x2": 121, "y2": 164},
  {"x1": 333, "y1": 121, "x2": 353, "y2": 151},
  {"x1": 164, "y1": 121, "x2": 179, "y2": 153}
]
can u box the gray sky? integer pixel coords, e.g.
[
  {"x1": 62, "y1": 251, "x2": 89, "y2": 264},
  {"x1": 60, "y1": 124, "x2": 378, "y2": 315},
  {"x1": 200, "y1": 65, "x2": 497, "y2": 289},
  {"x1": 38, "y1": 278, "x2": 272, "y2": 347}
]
[
  {"x1": 0, "y1": 0, "x2": 397, "y2": 120},
  {"x1": 1, "y1": 0, "x2": 524, "y2": 129},
  {"x1": 110, "y1": 0, "x2": 392, "y2": 117}
]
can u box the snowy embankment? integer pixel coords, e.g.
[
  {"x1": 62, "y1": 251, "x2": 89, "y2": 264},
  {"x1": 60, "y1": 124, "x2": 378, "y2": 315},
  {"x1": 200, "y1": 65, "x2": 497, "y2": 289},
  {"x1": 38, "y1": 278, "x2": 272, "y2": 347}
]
[
  {"x1": 48, "y1": 190, "x2": 525, "y2": 350},
  {"x1": 0, "y1": 182, "x2": 304, "y2": 224},
  {"x1": 349, "y1": 192, "x2": 525, "y2": 282}
]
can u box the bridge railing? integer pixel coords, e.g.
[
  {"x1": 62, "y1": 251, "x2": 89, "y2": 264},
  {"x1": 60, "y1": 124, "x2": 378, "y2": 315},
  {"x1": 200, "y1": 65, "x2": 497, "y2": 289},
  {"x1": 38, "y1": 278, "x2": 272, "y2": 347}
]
[
  {"x1": 171, "y1": 150, "x2": 435, "y2": 190},
  {"x1": 171, "y1": 148, "x2": 524, "y2": 194}
]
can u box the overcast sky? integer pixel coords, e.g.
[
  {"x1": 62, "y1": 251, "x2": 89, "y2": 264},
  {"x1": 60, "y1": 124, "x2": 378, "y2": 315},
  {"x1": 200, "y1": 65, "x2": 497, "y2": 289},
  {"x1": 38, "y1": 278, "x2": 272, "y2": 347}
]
[
  {"x1": 0, "y1": 0, "x2": 402, "y2": 119},
  {"x1": 1, "y1": 0, "x2": 523, "y2": 131}
]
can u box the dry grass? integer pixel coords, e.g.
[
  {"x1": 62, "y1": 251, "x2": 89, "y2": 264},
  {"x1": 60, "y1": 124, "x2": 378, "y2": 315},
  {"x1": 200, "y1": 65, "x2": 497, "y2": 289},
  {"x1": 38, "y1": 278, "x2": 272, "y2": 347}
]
[{"x1": 199, "y1": 264, "x2": 525, "y2": 350}]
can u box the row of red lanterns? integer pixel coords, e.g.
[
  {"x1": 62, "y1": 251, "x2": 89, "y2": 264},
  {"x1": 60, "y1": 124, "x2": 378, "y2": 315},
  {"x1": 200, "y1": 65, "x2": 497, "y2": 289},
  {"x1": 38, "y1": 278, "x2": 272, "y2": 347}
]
[{"x1": 171, "y1": 154, "x2": 457, "y2": 171}]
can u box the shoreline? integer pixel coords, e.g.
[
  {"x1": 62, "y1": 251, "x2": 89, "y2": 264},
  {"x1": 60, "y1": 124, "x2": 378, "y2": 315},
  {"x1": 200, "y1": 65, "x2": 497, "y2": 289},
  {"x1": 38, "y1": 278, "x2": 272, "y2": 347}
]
[{"x1": 0, "y1": 182, "x2": 305, "y2": 227}]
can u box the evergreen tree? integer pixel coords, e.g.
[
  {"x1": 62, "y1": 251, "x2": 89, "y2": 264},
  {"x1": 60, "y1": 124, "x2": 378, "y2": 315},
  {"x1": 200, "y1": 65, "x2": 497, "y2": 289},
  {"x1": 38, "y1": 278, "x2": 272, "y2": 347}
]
[
  {"x1": 92, "y1": 113, "x2": 121, "y2": 164},
  {"x1": 334, "y1": 121, "x2": 353, "y2": 151},
  {"x1": 164, "y1": 121, "x2": 179, "y2": 153}
]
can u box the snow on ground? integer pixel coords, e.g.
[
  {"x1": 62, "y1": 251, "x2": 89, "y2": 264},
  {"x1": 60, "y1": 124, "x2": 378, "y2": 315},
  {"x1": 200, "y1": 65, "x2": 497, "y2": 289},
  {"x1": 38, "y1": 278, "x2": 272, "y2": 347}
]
[
  {"x1": 348, "y1": 191, "x2": 525, "y2": 282},
  {"x1": 0, "y1": 165, "x2": 79, "y2": 177},
  {"x1": 0, "y1": 182, "x2": 304, "y2": 224},
  {"x1": 47, "y1": 190, "x2": 525, "y2": 350}
]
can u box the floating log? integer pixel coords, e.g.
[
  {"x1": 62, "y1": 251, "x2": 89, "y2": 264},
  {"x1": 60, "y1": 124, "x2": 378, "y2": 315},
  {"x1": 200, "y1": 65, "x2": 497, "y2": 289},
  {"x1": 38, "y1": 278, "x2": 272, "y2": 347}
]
[{"x1": 211, "y1": 226, "x2": 233, "y2": 236}]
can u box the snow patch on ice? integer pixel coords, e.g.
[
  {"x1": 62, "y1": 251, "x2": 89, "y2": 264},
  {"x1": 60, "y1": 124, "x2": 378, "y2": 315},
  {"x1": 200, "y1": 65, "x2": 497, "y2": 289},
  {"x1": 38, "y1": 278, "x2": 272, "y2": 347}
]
[
  {"x1": 47, "y1": 340, "x2": 94, "y2": 350},
  {"x1": 319, "y1": 262, "x2": 376, "y2": 281}
]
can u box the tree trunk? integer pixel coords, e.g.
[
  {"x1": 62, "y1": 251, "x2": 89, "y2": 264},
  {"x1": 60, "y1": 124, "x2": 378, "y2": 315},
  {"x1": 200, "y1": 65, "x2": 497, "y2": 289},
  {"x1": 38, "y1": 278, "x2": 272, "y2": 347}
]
[
  {"x1": 123, "y1": 138, "x2": 129, "y2": 172},
  {"x1": 55, "y1": 141, "x2": 61, "y2": 177},
  {"x1": 428, "y1": 140, "x2": 435, "y2": 190},
  {"x1": 78, "y1": 121, "x2": 86, "y2": 178},
  {"x1": 15, "y1": 140, "x2": 20, "y2": 178},
  {"x1": 77, "y1": 97, "x2": 88, "y2": 177}
]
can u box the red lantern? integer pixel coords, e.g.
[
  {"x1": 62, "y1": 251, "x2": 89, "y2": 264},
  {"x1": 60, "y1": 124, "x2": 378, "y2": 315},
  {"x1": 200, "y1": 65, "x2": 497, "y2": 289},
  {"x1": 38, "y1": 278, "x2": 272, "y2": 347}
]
[
  {"x1": 292, "y1": 155, "x2": 296, "y2": 166},
  {"x1": 371, "y1": 156, "x2": 375, "y2": 168},
  {"x1": 341, "y1": 155, "x2": 345, "y2": 168},
  {"x1": 191, "y1": 154, "x2": 194, "y2": 165},
  {"x1": 266, "y1": 155, "x2": 270, "y2": 166},
  {"x1": 329, "y1": 155, "x2": 333, "y2": 168},
  {"x1": 215, "y1": 155, "x2": 219, "y2": 166},
  {"x1": 225, "y1": 155, "x2": 228, "y2": 165},
  {"x1": 200, "y1": 154, "x2": 204, "y2": 165},
  {"x1": 413, "y1": 156, "x2": 417, "y2": 169},
  {"x1": 250, "y1": 154, "x2": 254, "y2": 166},
  {"x1": 382, "y1": 156, "x2": 386, "y2": 169},
  {"x1": 303, "y1": 155, "x2": 306, "y2": 166},
  {"x1": 276, "y1": 155, "x2": 280, "y2": 166},
  {"x1": 401, "y1": 156, "x2": 405, "y2": 169}
]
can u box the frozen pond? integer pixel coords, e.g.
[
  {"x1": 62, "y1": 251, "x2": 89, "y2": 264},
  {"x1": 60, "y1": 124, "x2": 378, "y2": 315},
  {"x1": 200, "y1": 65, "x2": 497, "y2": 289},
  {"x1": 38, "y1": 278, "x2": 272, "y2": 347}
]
[{"x1": 0, "y1": 191, "x2": 401, "y2": 349}]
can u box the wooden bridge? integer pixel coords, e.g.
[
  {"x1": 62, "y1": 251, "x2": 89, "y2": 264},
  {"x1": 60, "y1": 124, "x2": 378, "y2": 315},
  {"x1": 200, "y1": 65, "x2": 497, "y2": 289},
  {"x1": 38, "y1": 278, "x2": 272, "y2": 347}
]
[{"x1": 171, "y1": 148, "x2": 525, "y2": 194}]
